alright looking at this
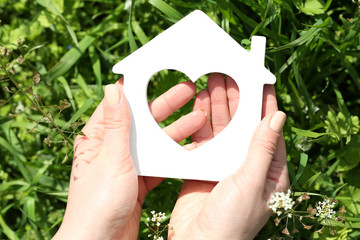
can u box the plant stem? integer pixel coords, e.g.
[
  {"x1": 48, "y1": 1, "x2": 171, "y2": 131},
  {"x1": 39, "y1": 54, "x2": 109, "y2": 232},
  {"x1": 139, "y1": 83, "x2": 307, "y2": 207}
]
[{"x1": 2, "y1": 62, "x2": 73, "y2": 145}]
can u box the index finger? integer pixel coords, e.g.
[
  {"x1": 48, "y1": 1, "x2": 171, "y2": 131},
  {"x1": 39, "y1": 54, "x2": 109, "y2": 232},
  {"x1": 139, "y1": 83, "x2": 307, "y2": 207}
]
[
  {"x1": 262, "y1": 84, "x2": 278, "y2": 118},
  {"x1": 149, "y1": 81, "x2": 197, "y2": 123}
]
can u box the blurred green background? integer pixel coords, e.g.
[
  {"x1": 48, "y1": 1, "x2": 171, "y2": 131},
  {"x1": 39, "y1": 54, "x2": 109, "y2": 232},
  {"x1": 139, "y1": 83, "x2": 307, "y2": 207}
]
[{"x1": 1, "y1": 0, "x2": 360, "y2": 239}]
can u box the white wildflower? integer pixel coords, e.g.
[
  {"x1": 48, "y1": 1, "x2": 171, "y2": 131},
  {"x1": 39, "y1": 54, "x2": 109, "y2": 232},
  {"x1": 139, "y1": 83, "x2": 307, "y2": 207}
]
[
  {"x1": 269, "y1": 189, "x2": 295, "y2": 216},
  {"x1": 15, "y1": 101, "x2": 25, "y2": 114},
  {"x1": 146, "y1": 210, "x2": 168, "y2": 239},
  {"x1": 315, "y1": 198, "x2": 336, "y2": 219}
]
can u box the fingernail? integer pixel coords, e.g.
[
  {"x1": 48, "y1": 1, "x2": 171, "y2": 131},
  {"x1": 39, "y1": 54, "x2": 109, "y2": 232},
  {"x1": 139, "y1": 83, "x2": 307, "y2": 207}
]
[
  {"x1": 270, "y1": 111, "x2": 286, "y2": 133},
  {"x1": 192, "y1": 142, "x2": 199, "y2": 148},
  {"x1": 198, "y1": 108, "x2": 207, "y2": 117},
  {"x1": 105, "y1": 84, "x2": 120, "y2": 106}
]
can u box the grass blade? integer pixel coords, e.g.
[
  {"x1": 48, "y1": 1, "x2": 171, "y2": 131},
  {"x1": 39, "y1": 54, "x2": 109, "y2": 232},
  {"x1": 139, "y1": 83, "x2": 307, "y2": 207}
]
[
  {"x1": 47, "y1": 35, "x2": 95, "y2": 82},
  {"x1": 62, "y1": 98, "x2": 96, "y2": 130},
  {"x1": 291, "y1": 127, "x2": 335, "y2": 138},
  {"x1": 56, "y1": 77, "x2": 76, "y2": 111},
  {"x1": 291, "y1": 152, "x2": 308, "y2": 187},
  {"x1": 24, "y1": 196, "x2": 36, "y2": 222},
  {"x1": 127, "y1": 0, "x2": 138, "y2": 52},
  {"x1": 89, "y1": 45, "x2": 103, "y2": 95},
  {"x1": 271, "y1": 18, "x2": 331, "y2": 52},
  {"x1": 74, "y1": 74, "x2": 93, "y2": 98},
  {"x1": 303, "y1": 171, "x2": 322, "y2": 188},
  {"x1": 0, "y1": 136, "x2": 31, "y2": 182},
  {"x1": 36, "y1": 0, "x2": 79, "y2": 46},
  {"x1": 331, "y1": 183, "x2": 348, "y2": 198},
  {"x1": 0, "y1": 215, "x2": 19, "y2": 240},
  {"x1": 132, "y1": 21, "x2": 149, "y2": 45},
  {"x1": 250, "y1": 13, "x2": 278, "y2": 38},
  {"x1": 148, "y1": 0, "x2": 183, "y2": 22}
]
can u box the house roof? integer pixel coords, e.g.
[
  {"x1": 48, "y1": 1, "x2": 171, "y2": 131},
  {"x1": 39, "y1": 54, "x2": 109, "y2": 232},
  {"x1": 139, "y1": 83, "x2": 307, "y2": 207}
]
[{"x1": 113, "y1": 10, "x2": 275, "y2": 85}]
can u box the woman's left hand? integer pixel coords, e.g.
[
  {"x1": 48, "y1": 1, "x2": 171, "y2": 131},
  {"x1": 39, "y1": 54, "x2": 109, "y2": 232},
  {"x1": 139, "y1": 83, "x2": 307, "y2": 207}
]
[{"x1": 53, "y1": 78, "x2": 206, "y2": 240}]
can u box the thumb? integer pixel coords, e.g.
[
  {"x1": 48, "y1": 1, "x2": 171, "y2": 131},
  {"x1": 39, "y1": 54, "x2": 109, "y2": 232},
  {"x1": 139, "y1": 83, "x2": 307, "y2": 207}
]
[
  {"x1": 102, "y1": 84, "x2": 131, "y2": 160},
  {"x1": 237, "y1": 111, "x2": 286, "y2": 187}
]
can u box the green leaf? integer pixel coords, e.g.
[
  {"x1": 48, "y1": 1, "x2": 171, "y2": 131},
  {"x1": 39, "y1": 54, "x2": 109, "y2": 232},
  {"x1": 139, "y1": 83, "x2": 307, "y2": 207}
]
[
  {"x1": 250, "y1": 13, "x2": 278, "y2": 38},
  {"x1": 56, "y1": 76, "x2": 76, "y2": 111},
  {"x1": 24, "y1": 196, "x2": 36, "y2": 222},
  {"x1": 89, "y1": 45, "x2": 102, "y2": 95},
  {"x1": 300, "y1": 0, "x2": 325, "y2": 16},
  {"x1": 132, "y1": 21, "x2": 149, "y2": 45},
  {"x1": 51, "y1": 0, "x2": 64, "y2": 13},
  {"x1": 148, "y1": 0, "x2": 183, "y2": 22},
  {"x1": 336, "y1": 186, "x2": 360, "y2": 215},
  {"x1": 291, "y1": 127, "x2": 334, "y2": 138},
  {"x1": 62, "y1": 98, "x2": 96, "y2": 130},
  {"x1": 31, "y1": 160, "x2": 52, "y2": 186},
  {"x1": 324, "y1": 110, "x2": 359, "y2": 142},
  {"x1": 0, "y1": 136, "x2": 31, "y2": 182},
  {"x1": 74, "y1": 74, "x2": 93, "y2": 98},
  {"x1": 217, "y1": 0, "x2": 237, "y2": 25},
  {"x1": 47, "y1": 35, "x2": 95, "y2": 82},
  {"x1": 37, "y1": 11, "x2": 53, "y2": 28},
  {"x1": 302, "y1": 171, "x2": 322, "y2": 188},
  {"x1": 0, "y1": 180, "x2": 29, "y2": 192},
  {"x1": 291, "y1": 152, "x2": 308, "y2": 187},
  {"x1": 326, "y1": 159, "x2": 340, "y2": 176},
  {"x1": 331, "y1": 183, "x2": 348, "y2": 198},
  {"x1": 36, "y1": 0, "x2": 78, "y2": 46},
  {"x1": 337, "y1": 135, "x2": 360, "y2": 172},
  {"x1": 0, "y1": 215, "x2": 19, "y2": 240},
  {"x1": 127, "y1": 0, "x2": 138, "y2": 52},
  {"x1": 271, "y1": 18, "x2": 331, "y2": 52},
  {"x1": 321, "y1": 219, "x2": 360, "y2": 228}
]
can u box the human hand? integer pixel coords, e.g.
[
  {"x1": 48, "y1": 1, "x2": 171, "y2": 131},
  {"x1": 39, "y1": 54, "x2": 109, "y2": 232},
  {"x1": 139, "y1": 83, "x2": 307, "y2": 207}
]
[
  {"x1": 169, "y1": 73, "x2": 289, "y2": 239},
  {"x1": 53, "y1": 78, "x2": 207, "y2": 240}
]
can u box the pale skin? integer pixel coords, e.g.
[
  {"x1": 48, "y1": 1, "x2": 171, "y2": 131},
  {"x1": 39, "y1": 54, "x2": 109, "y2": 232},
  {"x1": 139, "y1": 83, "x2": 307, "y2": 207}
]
[
  {"x1": 53, "y1": 73, "x2": 288, "y2": 240},
  {"x1": 169, "y1": 73, "x2": 289, "y2": 239}
]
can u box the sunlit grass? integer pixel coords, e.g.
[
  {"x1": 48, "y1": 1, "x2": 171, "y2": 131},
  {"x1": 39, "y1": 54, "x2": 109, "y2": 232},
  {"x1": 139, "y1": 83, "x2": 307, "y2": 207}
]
[{"x1": 1, "y1": 0, "x2": 359, "y2": 239}]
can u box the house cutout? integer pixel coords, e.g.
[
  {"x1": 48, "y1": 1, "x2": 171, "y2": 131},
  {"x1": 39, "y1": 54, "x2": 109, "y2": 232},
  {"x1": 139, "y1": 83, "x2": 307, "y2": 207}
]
[{"x1": 112, "y1": 10, "x2": 276, "y2": 181}]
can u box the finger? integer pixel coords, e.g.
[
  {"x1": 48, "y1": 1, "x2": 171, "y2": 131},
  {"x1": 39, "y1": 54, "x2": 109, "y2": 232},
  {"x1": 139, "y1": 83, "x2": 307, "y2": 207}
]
[
  {"x1": 81, "y1": 78, "x2": 124, "y2": 136},
  {"x1": 192, "y1": 89, "x2": 213, "y2": 144},
  {"x1": 163, "y1": 109, "x2": 207, "y2": 143},
  {"x1": 149, "y1": 81, "x2": 196, "y2": 123},
  {"x1": 261, "y1": 85, "x2": 289, "y2": 195},
  {"x1": 102, "y1": 84, "x2": 132, "y2": 163},
  {"x1": 208, "y1": 73, "x2": 231, "y2": 136},
  {"x1": 235, "y1": 111, "x2": 286, "y2": 189},
  {"x1": 138, "y1": 176, "x2": 165, "y2": 204},
  {"x1": 183, "y1": 142, "x2": 199, "y2": 151},
  {"x1": 225, "y1": 75, "x2": 239, "y2": 118},
  {"x1": 265, "y1": 132, "x2": 289, "y2": 198},
  {"x1": 262, "y1": 84, "x2": 278, "y2": 118}
]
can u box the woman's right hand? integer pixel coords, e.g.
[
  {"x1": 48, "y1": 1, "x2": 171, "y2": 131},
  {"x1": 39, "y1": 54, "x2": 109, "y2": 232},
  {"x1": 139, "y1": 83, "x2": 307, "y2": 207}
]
[{"x1": 169, "y1": 73, "x2": 289, "y2": 239}]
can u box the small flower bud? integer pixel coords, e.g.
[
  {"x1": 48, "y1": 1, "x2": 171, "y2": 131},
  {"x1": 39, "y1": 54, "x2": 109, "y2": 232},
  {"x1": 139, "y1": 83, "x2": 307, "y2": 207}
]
[{"x1": 17, "y1": 38, "x2": 24, "y2": 45}]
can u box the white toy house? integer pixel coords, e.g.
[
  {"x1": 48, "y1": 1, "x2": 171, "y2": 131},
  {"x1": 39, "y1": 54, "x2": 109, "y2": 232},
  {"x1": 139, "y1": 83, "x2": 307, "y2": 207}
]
[{"x1": 112, "y1": 10, "x2": 276, "y2": 181}]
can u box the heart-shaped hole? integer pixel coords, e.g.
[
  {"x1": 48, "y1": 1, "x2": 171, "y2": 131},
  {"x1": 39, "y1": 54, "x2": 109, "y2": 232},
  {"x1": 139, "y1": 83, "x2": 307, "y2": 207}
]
[{"x1": 147, "y1": 70, "x2": 240, "y2": 148}]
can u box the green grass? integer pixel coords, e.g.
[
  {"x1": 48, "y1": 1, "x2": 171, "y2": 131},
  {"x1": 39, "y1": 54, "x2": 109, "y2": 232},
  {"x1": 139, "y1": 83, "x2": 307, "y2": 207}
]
[{"x1": 1, "y1": 0, "x2": 360, "y2": 239}]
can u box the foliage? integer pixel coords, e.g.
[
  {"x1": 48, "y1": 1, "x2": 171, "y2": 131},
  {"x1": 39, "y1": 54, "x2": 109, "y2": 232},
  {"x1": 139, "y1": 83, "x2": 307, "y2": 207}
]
[{"x1": 1, "y1": 0, "x2": 360, "y2": 239}]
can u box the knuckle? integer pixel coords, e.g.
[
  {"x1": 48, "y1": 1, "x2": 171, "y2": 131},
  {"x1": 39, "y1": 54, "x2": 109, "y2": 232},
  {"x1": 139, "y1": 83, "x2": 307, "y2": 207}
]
[
  {"x1": 103, "y1": 116, "x2": 130, "y2": 130},
  {"x1": 254, "y1": 135, "x2": 277, "y2": 157},
  {"x1": 74, "y1": 135, "x2": 86, "y2": 152}
]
